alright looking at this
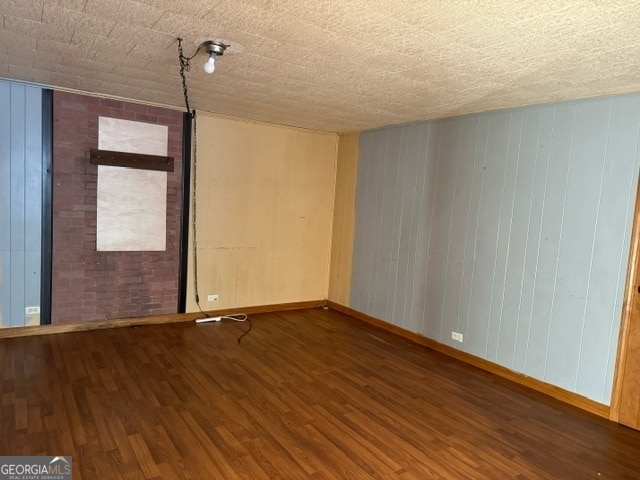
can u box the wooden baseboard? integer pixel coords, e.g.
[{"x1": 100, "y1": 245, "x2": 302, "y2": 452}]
[
  {"x1": 326, "y1": 301, "x2": 610, "y2": 419},
  {"x1": 0, "y1": 300, "x2": 325, "y2": 339}
]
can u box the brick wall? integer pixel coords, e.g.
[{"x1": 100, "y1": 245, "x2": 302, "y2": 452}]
[{"x1": 52, "y1": 91, "x2": 183, "y2": 324}]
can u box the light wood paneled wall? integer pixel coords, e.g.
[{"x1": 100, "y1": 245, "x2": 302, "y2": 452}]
[
  {"x1": 186, "y1": 114, "x2": 338, "y2": 312},
  {"x1": 328, "y1": 133, "x2": 359, "y2": 306}
]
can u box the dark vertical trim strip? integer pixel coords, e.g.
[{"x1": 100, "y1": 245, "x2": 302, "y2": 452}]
[
  {"x1": 178, "y1": 113, "x2": 192, "y2": 313},
  {"x1": 40, "y1": 89, "x2": 53, "y2": 325}
]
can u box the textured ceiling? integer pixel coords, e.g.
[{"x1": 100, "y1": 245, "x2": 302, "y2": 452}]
[{"x1": 1, "y1": 0, "x2": 640, "y2": 133}]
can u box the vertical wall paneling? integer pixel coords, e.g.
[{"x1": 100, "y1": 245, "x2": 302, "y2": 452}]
[
  {"x1": 580, "y1": 96, "x2": 640, "y2": 401},
  {"x1": 328, "y1": 133, "x2": 358, "y2": 305},
  {"x1": 0, "y1": 82, "x2": 10, "y2": 327},
  {"x1": 352, "y1": 129, "x2": 377, "y2": 315},
  {"x1": 10, "y1": 85, "x2": 26, "y2": 326},
  {"x1": 545, "y1": 100, "x2": 612, "y2": 390},
  {"x1": 382, "y1": 127, "x2": 404, "y2": 321},
  {"x1": 511, "y1": 107, "x2": 555, "y2": 373},
  {"x1": 456, "y1": 116, "x2": 485, "y2": 349},
  {"x1": 351, "y1": 93, "x2": 640, "y2": 404},
  {"x1": 350, "y1": 130, "x2": 372, "y2": 312},
  {"x1": 524, "y1": 103, "x2": 576, "y2": 381},
  {"x1": 0, "y1": 80, "x2": 43, "y2": 327},
  {"x1": 439, "y1": 118, "x2": 475, "y2": 349},
  {"x1": 399, "y1": 124, "x2": 428, "y2": 330},
  {"x1": 492, "y1": 108, "x2": 539, "y2": 365},
  {"x1": 404, "y1": 124, "x2": 432, "y2": 333},
  {"x1": 427, "y1": 119, "x2": 461, "y2": 342},
  {"x1": 24, "y1": 87, "x2": 42, "y2": 324}
]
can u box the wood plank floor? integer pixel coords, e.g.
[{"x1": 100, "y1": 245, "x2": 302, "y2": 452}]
[{"x1": 2, "y1": 308, "x2": 640, "y2": 479}]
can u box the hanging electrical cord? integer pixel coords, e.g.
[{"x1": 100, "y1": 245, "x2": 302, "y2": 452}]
[
  {"x1": 191, "y1": 112, "x2": 210, "y2": 318},
  {"x1": 178, "y1": 38, "x2": 208, "y2": 317},
  {"x1": 177, "y1": 38, "x2": 251, "y2": 343},
  {"x1": 179, "y1": 37, "x2": 209, "y2": 319},
  {"x1": 177, "y1": 38, "x2": 193, "y2": 115}
]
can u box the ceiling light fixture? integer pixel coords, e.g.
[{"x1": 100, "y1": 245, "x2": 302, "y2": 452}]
[
  {"x1": 177, "y1": 37, "x2": 230, "y2": 114},
  {"x1": 178, "y1": 38, "x2": 229, "y2": 75},
  {"x1": 201, "y1": 41, "x2": 228, "y2": 73}
]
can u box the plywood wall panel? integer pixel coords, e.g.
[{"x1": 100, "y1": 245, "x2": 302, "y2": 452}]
[
  {"x1": 351, "y1": 93, "x2": 640, "y2": 405},
  {"x1": 0, "y1": 80, "x2": 42, "y2": 328},
  {"x1": 511, "y1": 106, "x2": 555, "y2": 373},
  {"x1": 492, "y1": 109, "x2": 539, "y2": 365},
  {"x1": 187, "y1": 114, "x2": 337, "y2": 312},
  {"x1": 455, "y1": 117, "x2": 484, "y2": 347},
  {"x1": 577, "y1": 96, "x2": 640, "y2": 400},
  {"x1": 525, "y1": 104, "x2": 576, "y2": 381},
  {"x1": 327, "y1": 133, "x2": 358, "y2": 306}
]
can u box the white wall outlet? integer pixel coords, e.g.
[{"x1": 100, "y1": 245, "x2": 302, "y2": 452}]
[
  {"x1": 207, "y1": 294, "x2": 219, "y2": 302},
  {"x1": 25, "y1": 306, "x2": 40, "y2": 315},
  {"x1": 451, "y1": 331, "x2": 463, "y2": 342}
]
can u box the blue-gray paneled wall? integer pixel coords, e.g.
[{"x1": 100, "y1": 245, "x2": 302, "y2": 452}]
[
  {"x1": 0, "y1": 80, "x2": 43, "y2": 327},
  {"x1": 350, "y1": 93, "x2": 640, "y2": 405}
]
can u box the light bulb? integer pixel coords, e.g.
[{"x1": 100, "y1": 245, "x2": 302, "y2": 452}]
[{"x1": 203, "y1": 53, "x2": 216, "y2": 74}]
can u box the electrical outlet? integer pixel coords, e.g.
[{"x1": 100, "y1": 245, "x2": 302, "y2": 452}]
[
  {"x1": 25, "y1": 306, "x2": 40, "y2": 315},
  {"x1": 451, "y1": 331, "x2": 463, "y2": 342},
  {"x1": 207, "y1": 294, "x2": 219, "y2": 302}
]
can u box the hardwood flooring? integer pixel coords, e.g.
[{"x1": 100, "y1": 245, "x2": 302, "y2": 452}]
[{"x1": 1, "y1": 308, "x2": 640, "y2": 479}]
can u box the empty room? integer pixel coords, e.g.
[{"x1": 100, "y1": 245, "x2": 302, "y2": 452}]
[{"x1": 2, "y1": 1, "x2": 640, "y2": 478}]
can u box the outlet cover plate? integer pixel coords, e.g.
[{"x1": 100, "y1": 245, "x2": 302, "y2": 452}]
[
  {"x1": 25, "y1": 306, "x2": 40, "y2": 315},
  {"x1": 207, "y1": 294, "x2": 219, "y2": 302},
  {"x1": 451, "y1": 331, "x2": 463, "y2": 342}
]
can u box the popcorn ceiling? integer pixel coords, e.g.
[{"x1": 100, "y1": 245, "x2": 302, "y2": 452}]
[{"x1": 1, "y1": 0, "x2": 639, "y2": 132}]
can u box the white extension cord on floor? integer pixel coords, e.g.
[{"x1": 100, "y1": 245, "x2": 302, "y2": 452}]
[{"x1": 195, "y1": 314, "x2": 248, "y2": 324}]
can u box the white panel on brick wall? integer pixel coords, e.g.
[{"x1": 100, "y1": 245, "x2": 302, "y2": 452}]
[
  {"x1": 351, "y1": 93, "x2": 640, "y2": 405},
  {"x1": 97, "y1": 117, "x2": 168, "y2": 251}
]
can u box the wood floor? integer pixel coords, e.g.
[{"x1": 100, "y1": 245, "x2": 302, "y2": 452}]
[{"x1": 2, "y1": 308, "x2": 640, "y2": 479}]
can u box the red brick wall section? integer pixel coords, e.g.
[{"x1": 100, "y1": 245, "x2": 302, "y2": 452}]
[{"x1": 52, "y1": 91, "x2": 183, "y2": 324}]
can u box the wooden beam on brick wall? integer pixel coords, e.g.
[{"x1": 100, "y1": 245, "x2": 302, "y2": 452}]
[{"x1": 90, "y1": 148, "x2": 174, "y2": 172}]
